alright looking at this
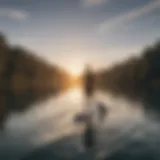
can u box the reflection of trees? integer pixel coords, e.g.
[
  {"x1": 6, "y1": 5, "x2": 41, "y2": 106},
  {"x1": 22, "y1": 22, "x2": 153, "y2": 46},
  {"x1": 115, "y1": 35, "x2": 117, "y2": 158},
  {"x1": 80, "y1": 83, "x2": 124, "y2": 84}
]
[
  {"x1": 96, "y1": 41, "x2": 160, "y2": 112},
  {"x1": 0, "y1": 33, "x2": 69, "y2": 127}
]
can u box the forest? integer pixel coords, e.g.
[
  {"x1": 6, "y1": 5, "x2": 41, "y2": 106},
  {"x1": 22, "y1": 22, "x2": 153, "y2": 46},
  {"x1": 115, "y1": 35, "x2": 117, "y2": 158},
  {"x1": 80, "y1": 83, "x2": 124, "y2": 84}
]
[
  {"x1": 96, "y1": 41, "x2": 160, "y2": 112},
  {"x1": 0, "y1": 33, "x2": 71, "y2": 127}
]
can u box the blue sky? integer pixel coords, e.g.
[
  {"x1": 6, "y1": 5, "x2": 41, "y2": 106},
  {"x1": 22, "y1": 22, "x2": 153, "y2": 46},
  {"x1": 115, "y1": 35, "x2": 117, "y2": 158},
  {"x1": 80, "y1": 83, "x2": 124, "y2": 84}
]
[{"x1": 0, "y1": 0, "x2": 160, "y2": 74}]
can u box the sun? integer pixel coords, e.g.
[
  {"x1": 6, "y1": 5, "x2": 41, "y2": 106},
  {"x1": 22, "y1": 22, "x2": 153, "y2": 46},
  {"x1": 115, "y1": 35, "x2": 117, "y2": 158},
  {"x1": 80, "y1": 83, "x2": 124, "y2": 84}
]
[{"x1": 67, "y1": 64, "x2": 84, "y2": 77}]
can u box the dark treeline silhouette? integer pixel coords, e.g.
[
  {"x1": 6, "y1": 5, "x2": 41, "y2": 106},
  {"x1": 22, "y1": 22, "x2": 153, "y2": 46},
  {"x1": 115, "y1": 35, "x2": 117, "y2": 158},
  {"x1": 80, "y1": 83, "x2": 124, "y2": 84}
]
[
  {"x1": 0, "y1": 33, "x2": 71, "y2": 128},
  {"x1": 96, "y1": 40, "x2": 160, "y2": 112}
]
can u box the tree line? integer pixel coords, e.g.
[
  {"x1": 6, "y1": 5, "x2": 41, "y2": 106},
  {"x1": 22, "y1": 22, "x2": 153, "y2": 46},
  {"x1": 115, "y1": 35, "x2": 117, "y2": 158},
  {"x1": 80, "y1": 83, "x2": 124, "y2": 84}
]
[
  {"x1": 0, "y1": 33, "x2": 70, "y2": 127},
  {"x1": 96, "y1": 40, "x2": 160, "y2": 112}
]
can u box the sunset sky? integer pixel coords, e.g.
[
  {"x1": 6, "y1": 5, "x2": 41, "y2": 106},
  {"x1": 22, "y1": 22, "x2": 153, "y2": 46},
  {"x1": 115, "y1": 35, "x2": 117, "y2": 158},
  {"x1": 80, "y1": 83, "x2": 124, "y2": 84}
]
[{"x1": 0, "y1": 0, "x2": 160, "y2": 75}]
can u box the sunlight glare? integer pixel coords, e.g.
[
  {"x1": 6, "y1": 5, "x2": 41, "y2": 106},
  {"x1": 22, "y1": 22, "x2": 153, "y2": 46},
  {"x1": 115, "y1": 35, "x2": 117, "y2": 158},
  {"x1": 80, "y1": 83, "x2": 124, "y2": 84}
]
[{"x1": 67, "y1": 63, "x2": 84, "y2": 77}]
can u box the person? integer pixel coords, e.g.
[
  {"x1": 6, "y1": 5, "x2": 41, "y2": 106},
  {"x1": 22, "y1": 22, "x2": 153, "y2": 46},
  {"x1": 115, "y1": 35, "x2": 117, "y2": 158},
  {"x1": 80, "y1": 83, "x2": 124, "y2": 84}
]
[
  {"x1": 74, "y1": 100, "x2": 108, "y2": 151},
  {"x1": 83, "y1": 101, "x2": 108, "y2": 150},
  {"x1": 75, "y1": 64, "x2": 107, "y2": 152}
]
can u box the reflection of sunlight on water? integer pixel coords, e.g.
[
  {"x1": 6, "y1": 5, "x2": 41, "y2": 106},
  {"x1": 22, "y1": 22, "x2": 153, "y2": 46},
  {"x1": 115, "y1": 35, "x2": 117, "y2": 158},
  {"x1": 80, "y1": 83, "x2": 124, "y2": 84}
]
[
  {"x1": 38, "y1": 88, "x2": 84, "y2": 144},
  {"x1": 5, "y1": 88, "x2": 146, "y2": 145},
  {"x1": 64, "y1": 88, "x2": 83, "y2": 101},
  {"x1": 6, "y1": 87, "x2": 84, "y2": 146},
  {"x1": 3, "y1": 87, "x2": 160, "y2": 159}
]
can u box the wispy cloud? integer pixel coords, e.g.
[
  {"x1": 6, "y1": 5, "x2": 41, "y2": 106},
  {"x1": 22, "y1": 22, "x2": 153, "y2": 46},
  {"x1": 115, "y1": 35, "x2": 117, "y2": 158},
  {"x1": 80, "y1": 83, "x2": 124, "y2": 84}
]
[
  {"x1": 97, "y1": 0, "x2": 160, "y2": 33},
  {"x1": 82, "y1": 0, "x2": 107, "y2": 7},
  {"x1": 0, "y1": 8, "x2": 29, "y2": 21}
]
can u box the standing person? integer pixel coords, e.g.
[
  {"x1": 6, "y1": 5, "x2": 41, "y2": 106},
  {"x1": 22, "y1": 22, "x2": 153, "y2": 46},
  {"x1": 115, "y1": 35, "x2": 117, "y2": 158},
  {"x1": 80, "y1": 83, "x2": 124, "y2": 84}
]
[{"x1": 83, "y1": 65, "x2": 96, "y2": 152}]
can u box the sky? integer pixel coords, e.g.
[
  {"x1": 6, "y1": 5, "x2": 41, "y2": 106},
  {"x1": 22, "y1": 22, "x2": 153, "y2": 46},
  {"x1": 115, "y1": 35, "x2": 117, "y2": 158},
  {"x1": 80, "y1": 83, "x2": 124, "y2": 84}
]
[{"x1": 0, "y1": 0, "x2": 160, "y2": 75}]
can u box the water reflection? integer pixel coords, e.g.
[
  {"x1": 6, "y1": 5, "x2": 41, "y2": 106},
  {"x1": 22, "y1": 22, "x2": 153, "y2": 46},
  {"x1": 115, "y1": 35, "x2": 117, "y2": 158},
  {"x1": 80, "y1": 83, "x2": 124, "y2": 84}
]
[{"x1": 1, "y1": 88, "x2": 160, "y2": 160}]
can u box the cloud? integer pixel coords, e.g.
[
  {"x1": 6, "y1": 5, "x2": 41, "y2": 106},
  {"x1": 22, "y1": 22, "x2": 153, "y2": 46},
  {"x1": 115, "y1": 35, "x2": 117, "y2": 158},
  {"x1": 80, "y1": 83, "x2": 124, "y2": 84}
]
[
  {"x1": 97, "y1": 0, "x2": 160, "y2": 33},
  {"x1": 0, "y1": 8, "x2": 29, "y2": 21},
  {"x1": 82, "y1": 0, "x2": 107, "y2": 7}
]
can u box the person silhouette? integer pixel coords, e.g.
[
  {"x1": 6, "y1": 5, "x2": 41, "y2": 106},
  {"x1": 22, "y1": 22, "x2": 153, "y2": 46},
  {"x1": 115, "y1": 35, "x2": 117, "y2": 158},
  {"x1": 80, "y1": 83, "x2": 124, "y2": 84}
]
[
  {"x1": 74, "y1": 65, "x2": 108, "y2": 152},
  {"x1": 74, "y1": 100, "x2": 108, "y2": 154},
  {"x1": 83, "y1": 65, "x2": 96, "y2": 151}
]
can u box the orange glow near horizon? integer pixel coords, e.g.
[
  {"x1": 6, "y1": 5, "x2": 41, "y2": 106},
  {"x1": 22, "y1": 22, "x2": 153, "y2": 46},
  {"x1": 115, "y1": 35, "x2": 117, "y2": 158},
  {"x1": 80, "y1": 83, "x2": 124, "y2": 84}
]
[{"x1": 66, "y1": 63, "x2": 84, "y2": 77}]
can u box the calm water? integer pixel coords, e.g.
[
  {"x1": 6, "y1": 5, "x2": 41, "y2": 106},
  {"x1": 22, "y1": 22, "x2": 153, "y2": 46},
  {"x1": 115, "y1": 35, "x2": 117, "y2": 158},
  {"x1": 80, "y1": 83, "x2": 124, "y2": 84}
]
[{"x1": 1, "y1": 88, "x2": 160, "y2": 160}]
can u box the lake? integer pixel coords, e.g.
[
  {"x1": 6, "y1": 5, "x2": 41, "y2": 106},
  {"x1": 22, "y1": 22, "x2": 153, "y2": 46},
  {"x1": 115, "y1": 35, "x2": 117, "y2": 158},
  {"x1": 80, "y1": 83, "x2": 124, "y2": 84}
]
[{"x1": 0, "y1": 87, "x2": 160, "y2": 160}]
